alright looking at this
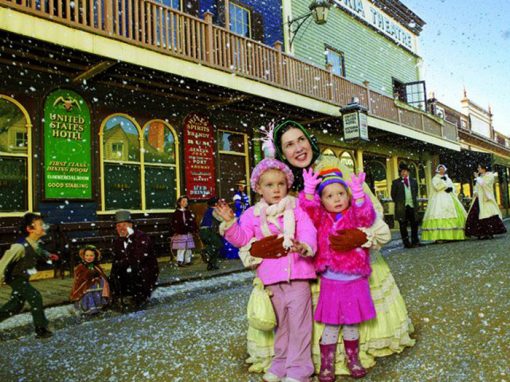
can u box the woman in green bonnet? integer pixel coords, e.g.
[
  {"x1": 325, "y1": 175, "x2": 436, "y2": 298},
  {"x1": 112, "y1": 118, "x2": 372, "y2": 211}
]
[{"x1": 247, "y1": 121, "x2": 415, "y2": 377}]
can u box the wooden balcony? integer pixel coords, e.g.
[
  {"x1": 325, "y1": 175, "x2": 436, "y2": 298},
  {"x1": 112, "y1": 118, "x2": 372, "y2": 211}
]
[{"x1": 0, "y1": 0, "x2": 456, "y2": 143}]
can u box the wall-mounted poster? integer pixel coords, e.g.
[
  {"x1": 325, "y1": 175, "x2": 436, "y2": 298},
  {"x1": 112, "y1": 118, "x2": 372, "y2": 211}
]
[
  {"x1": 44, "y1": 89, "x2": 92, "y2": 199},
  {"x1": 183, "y1": 113, "x2": 216, "y2": 200}
]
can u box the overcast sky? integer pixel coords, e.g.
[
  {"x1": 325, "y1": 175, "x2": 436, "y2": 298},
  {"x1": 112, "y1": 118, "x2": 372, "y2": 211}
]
[{"x1": 403, "y1": 0, "x2": 510, "y2": 136}]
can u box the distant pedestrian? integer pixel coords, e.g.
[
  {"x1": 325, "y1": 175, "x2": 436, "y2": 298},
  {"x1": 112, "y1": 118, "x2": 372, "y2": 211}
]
[
  {"x1": 233, "y1": 180, "x2": 250, "y2": 217},
  {"x1": 0, "y1": 213, "x2": 58, "y2": 338},
  {"x1": 70, "y1": 245, "x2": 110, "y2": 315},
  {"x1": 170, "y1": 196, "x2": 198, "y2": 266},
  {"x1": 421, "y1": 164, "x2": 467, "y2": 242},
  {"x1": 391, "y1": 163, "x2": 421, "y2": 248},
  {"x1": 109, "y1": 210, "x2": 159, "y2": 310},
  {"x1": 199, "y1": 197, "x2": 223, "y2": 270},
  {"x1": 465, "y1": 164, "x2": 506, "y2": 239}
]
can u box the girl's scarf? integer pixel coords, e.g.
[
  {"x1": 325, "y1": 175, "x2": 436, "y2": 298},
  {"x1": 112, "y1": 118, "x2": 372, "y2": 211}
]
[{"x1": 254, "y1": 195, "x2": 296, "y2": 249}]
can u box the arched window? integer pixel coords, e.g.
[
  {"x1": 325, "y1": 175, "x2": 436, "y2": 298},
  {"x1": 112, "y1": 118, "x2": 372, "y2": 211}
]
[
  {"x1": 0, "y1": 95, "x2": 32, "y2": 214},
  {"x1": 142, "y1": 120, "x2": 179, "y2": 210},
  {"x1": 339, "y1": 151, "x2": 356, "y2": 173},
  {"x1": 364, "y1": 159, "x2": 388, "y2": 199},
  {"x1": 100, "y1": 115, "x2": 180, "y2": 212},
  {"x1": 322, "y1": 148, "x2": 335, "y2": 156}
]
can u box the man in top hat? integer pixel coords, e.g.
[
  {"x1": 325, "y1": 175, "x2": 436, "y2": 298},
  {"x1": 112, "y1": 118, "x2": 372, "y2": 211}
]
[
  {"x1": 391, "y1": 163, "x2": 421, "y2": 248},
  {"x1": 109, "y1": 210, "x2": 159, "y2": 310},
  {"x1": 233, "y1": 180, "x2": 250, "y2": 217}
]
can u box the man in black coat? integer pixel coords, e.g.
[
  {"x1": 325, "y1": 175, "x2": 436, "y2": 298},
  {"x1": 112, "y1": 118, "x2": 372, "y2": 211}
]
[
  {"x1": 391, "y1": 163, "x2": 421, "y2": 248},
  {"x1": 109, "y1": 210, "x2": 159, "y2": 310}
]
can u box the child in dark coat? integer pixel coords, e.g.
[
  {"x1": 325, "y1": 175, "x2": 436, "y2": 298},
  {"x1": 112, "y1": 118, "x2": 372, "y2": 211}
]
[{"x1": 70, "y1": 245, "x2": 110, "y2": 315}]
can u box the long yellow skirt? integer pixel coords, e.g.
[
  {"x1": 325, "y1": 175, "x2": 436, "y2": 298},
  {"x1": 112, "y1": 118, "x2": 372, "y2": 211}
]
[{"x1": 246, "y1": 251, "x2": 415, "y2": 375}]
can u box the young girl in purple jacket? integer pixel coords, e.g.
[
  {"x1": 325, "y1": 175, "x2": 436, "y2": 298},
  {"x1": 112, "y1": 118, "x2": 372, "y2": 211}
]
[
  {"x1": 299, "y1": 161, "x2": 377, "y2": 381},
  {"x1": 216, "y1": 157, "x2": 317, "y2": 382}
]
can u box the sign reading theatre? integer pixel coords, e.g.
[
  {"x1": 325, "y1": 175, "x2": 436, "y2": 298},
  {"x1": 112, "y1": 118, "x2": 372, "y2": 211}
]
[
  {"x1": 183, "y1": 113, "x2": 216, "y2": 199},
  {"x1": 44, "y1": 89, "x2": 92, "y2": 199}
]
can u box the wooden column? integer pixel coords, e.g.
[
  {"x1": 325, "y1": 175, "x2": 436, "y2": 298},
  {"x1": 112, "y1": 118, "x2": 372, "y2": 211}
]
[
  {"x1": 355, "y1": 149, "x2": 364, "y2": 173},
  {"x1": 225, "y1": 0, "x2": 230, "y2": 29},
  {"x1": 104, "y1": 0, "x2": 113, "y2": 34},
  {"x1": 363, "y1": 80, "x2": 371, "y2": 113},
  {"x1": 274, "y1": 41, "x2": 284, "y2": 86},
  {"x1": 326, "y1": 63, "x2": 334, "y2": 102},
  {"x1": 204, "y1": 12, "x2": 214, "y2": 65}
]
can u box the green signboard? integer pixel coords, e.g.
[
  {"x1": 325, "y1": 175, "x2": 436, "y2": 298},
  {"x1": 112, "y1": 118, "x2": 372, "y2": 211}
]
[{"x1": 44, "y1": 89, "x2": 92, "y2": 199}]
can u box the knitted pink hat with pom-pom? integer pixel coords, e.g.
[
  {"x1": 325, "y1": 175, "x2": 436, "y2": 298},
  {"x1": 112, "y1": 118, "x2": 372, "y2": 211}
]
[{"x1": 250, "y1": 159, "x2": 294, "y2": 191}]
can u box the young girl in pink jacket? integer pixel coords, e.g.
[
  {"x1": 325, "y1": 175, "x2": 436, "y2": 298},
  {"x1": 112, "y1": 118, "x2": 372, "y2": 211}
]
[
  {"x1": 216, "y1": 157, "x2": 317, "y2": 382},
  {"x1": 299, "y1": 164, "x2": 376, "y2": 381}
]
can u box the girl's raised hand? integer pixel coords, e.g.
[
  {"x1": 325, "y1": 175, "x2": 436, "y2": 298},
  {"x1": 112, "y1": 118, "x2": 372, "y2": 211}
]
[
  {"x1": 302, "y1": 168, "x2": 321, "y2": 196},
  {"x1": 214, "y1": 199, "x2": 235, "y2": 222},
  {"x1": 346, "y1": 172, "x2": 366, "y2": 200}
]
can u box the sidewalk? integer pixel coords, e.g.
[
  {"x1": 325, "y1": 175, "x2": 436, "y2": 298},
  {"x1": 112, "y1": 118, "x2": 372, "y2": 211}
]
[{"x1": 1, "y1": 229, "x2": 405, "y2": 312}]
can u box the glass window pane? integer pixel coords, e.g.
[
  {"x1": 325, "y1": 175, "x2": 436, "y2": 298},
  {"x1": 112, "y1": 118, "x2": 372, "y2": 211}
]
[
  {"x1": 219, "y1": 154, "x2": 247, "y2": 200},
  {"x1": 145, "y1": 166, "x2": 177, "y2": 209},
  {"x1": 104, "y1": 163, "x2": 141, "y2": 210},
  {"x1": 229, "y1": 4, "x2": 250, "y2": 37},
  {"x1": 103, "y1": 116, "x2": 140, "y2": 161},
  {"x1": 219, "y1": 131, "x2": 245, "y2": 153},
  {"x1": 0, "y1": 156, "x2": 27, "y2": 212},
  {"x1": 143, "y1": 121, "x2": 176, "y2": 164},
  {"x1": 0, "y1": 98, "x2": 27, "y2": 154}
]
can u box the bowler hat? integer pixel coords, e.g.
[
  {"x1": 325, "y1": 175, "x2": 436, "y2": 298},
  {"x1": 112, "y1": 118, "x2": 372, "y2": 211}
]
[{"x1": 115, "y1": 210, "x2": 132, "y2": 223}]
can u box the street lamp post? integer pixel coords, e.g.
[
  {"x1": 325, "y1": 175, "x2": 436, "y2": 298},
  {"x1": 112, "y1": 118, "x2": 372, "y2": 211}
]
[{"x1": 288, "y1": 0, "x2": 332, "y2": 48}]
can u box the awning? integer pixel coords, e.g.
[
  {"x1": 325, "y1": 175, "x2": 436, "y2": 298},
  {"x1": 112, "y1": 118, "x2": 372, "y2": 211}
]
[{"x1": 492, "y1": 154, "x2": 510, "y2": 168}]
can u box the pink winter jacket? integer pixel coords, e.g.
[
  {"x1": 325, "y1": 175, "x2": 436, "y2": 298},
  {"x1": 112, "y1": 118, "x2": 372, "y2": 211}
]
[
  {"x1": 223, "y1": 202, "x2": 317, "y2": 286},
  {"x1": 299, "y1": 192, "x2": 376, "y2": 277}
]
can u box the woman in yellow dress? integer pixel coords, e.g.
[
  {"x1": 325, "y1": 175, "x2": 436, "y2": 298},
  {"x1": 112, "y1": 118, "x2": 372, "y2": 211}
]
[{"x1": 245, "y1": 121, "x2": 415, "y2": 377}]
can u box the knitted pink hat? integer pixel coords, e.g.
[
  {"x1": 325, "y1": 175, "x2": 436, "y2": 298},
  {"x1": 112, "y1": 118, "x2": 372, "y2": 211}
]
[{"x1": 250, "y1": 158, "x2": 294, "y2": 190}]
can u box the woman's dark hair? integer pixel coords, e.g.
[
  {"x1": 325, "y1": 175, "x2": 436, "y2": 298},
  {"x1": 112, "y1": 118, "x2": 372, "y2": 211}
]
[
  {"x1": 19, "y1": 213, "x2": 43, "y2": 237},
  {"x1": 176, "y1": 195, "x2": 188, "y2": 209},
  {"x1": 478, "y1": 163, "x2": 490, "y2": 171},
  {"x1": 273, "y1": 120, "x2": 321, "y2": 191}
]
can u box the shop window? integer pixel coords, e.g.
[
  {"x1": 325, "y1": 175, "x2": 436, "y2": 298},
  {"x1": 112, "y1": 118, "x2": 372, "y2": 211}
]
[
  {"x1": 339, "y1": 151, "x2": 355, "y2": 173},
  {"x1": 364, "y1": 159, "x2": 388, "y2": 200},
  {"x1": 143, "y1": 120, "x2": 179, "y2": 210},
  {"x1": 325, "y1": 46, "x2": 345, "y2": 77},
  {"x1": 101, "y1": 115, "x2": 180, "y2": 212},
  {"x1": 218, "y1": 130, "x2": 249, "y2": 201},
  {"x1": 229, "y1": 2, "x2": 251, "y2": 38},
  {"x1": 0, "y1": 95, "x2": 31, "y2": 213}
]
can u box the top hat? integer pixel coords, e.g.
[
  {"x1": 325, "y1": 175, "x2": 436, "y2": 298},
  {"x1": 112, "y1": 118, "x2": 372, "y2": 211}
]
[
  {"x1": 115, "y1": 210, "x2": 132, "y2": 223},
  {"x1": 236, "y1": 180, "x2": 246, "y2": 186},
  {"x1": 399, "y1": 163, "x2": 410, "y2": 171}
]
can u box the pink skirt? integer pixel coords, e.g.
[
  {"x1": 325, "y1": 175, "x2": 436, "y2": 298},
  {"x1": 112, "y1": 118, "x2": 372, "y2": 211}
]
[
  {"x1": 314, "y1": 276, "x2": 376, "y2": 325},
  {"x1": 171, "y1": 233, "x2": 195, "y2": 250}
]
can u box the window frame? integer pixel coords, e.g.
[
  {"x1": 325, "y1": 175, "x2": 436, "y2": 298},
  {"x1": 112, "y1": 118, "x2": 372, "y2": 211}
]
[
  {"x1": 0, "y1": 94, "x2": 33, "y2": 216},
  {"x1": 217, "y1": 129, "x2": 250, "y2": 199},
  {"x1": 99, "y1": 114, "x2": 180, "y2": 214},
  {"x1": 325, "y1": 45, "x2": 346, "y2": 78},
  {"x1": 229, "y1": 1, "x2": 252, "y2": 38}
]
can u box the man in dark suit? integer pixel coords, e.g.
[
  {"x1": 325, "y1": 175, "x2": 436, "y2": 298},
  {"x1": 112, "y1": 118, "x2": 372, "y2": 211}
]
[
  {"x1": 391, "y1": 163, "x2": 420, "y2": 248},
  {"x1": 110, "y1": 210, "x2": 159, "y2": 310}
]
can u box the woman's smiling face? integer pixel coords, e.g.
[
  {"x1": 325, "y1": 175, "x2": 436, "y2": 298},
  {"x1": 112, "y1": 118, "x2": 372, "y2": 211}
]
[{"x1": 280, "y1": 127, "x2": 313, "y2": 169}]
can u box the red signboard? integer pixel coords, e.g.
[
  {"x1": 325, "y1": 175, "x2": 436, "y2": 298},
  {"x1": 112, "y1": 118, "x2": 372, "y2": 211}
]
[{"x1": 183, "y1": 113, "x2": 216, "y2": 200}]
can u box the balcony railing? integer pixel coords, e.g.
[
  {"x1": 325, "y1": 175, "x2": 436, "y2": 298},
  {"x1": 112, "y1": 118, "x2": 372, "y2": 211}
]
[{"x1": 0, "y1": 0, "x2": 456, "y2": 142}]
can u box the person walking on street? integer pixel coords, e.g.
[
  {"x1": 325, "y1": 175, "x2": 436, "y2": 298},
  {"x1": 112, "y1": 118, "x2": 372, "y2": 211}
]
[
  {"x1": 199, "y1": 197, "x2": 223, "y2": 270},
  {"x1": 109, "y1": 210, "x2": 159, "y2": 310},
  {"x1": 421, "y1": 164, "x2": 467, "y2": 242},
  {"x1": 233, "y1": 180, "x2": 250, "y2": 217},
  {"x1": 0, "y1": 213, "x2": 58, "y2": 338},
  {"x1": 391, "y1": 163, "x2": 421, "y2": 248},
  {"x1": 465, "y1": 164, "x2": 507, "y2": 239},
  {"x1": 170, "y1": 196, "x2": 198, "y2": 266}
]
